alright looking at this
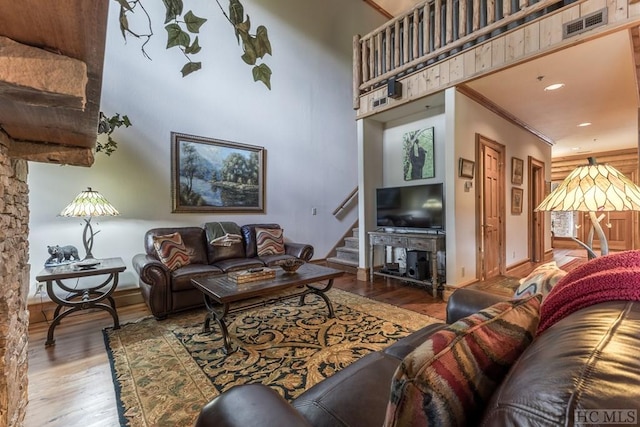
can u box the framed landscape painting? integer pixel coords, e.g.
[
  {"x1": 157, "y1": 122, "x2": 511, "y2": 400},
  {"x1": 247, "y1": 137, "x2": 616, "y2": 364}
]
[{"x1": 171, "y1": 132, "x2": 265, "y2": 213}]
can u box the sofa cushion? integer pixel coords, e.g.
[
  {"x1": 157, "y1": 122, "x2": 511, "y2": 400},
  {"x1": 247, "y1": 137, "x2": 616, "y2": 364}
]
[
  {"x1": 256, "y1": 227, "x2": 286, "y2": 256},
  {"x1": 383, "y1": 294, "x2": 541, "y2": 427},
  {"x1": 514, "y1": 261, "x2": 566, "y2": 300},
  {"x1": 152, "y1": 232, "x2": 192, "y2": 271},
  {"x1": 171, "y1": 264, "x2": 224, "y2": 291},
  {"x1": 241, "y1": 223, "x2": 282, "y2": 259}
]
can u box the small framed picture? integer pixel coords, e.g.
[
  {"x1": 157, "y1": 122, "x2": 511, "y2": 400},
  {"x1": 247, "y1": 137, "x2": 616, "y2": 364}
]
[
  {"x1": 458, "y1": 158, "x2": 475, "y2": 179},
  {"x1": 512, "y1": 157, "x2": 524, "y2": 185},
  {"x1": 511, "y1": 187, "x2": 524, "y2": 215}
]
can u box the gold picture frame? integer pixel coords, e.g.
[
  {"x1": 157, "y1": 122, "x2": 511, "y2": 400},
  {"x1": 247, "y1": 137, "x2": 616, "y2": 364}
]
[
  {"x1": 511, "y1": 187, "x2": 523, "y2": 215},
  {"x1": 458, "y1": 158, "x2": 475, "y2": 179},
  {"x1": 171, "y1": 132, "x2": 265, "y2": 213},
  {"x1": 511, "y1": 157, "x2": 524, "y2": 185}
]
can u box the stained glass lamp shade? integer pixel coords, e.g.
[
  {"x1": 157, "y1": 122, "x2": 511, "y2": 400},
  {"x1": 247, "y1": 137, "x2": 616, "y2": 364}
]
[
  {"x1": 59, "y1": 187, "x2": 119, "y2": 260},
  {"x1": 535, "y1": 158, "x2": 640, "y2": 257}
]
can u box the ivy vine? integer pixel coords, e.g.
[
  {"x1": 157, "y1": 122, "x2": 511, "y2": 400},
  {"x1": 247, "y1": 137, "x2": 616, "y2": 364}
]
[
  {"x1": 96, "y1": 112, "x2": 132, "y2": 156},
  {"x1": 116, "y1": 0, "x2": 273, "y2": 89}
]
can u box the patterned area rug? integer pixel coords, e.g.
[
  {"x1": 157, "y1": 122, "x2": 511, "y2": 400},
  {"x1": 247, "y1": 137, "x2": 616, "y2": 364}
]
[{"x1": 103, "y1": 288, "x2": 440, "y2": 427}]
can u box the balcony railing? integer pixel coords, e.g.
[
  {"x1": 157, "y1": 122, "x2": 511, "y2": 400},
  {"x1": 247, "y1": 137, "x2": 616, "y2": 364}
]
[{"x1": 353, "y1": 0, "x2": 576, "y2": 107}]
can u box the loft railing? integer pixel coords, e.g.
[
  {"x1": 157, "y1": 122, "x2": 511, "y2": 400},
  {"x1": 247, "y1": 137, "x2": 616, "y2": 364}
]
[{"x1": 353, "y1": 0, "x2": 575, "y2": 107}]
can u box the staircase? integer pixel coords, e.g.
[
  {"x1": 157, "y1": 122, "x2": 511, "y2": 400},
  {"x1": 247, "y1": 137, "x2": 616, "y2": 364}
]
[{"x1": 326, "y1": 227, "x2": 359, "y2": 274}]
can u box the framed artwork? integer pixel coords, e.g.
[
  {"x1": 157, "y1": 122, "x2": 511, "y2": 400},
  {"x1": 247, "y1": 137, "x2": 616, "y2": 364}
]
[
  {"x1": 511, "y1": 157, "x2": 524, "y2": 185},
  {"x1": 171, "y1": 132, "x2": 265, "y2": 213},
  {"x1": 458, "y1": 158, "x2": 475, "y2": 179},
  {"x1": 511, "y1": 187, "x2": 524, "y2": 215},
  {"x1": 403, "y1": 127, "x2": 435, "y2": 180}
]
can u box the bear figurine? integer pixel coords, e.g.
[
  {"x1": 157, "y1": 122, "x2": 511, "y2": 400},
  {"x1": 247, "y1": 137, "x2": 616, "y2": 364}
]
[{"x1": 45, "y1": 245, "x2": 81, "y2": 265}]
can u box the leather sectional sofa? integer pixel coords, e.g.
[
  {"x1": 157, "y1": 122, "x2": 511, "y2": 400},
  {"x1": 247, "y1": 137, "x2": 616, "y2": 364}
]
[
  {"x1": 132, "y1": 223, "x2": 313, "y2": 319},
  {"x1": 195, "y1": 283, "x2": 640, "y2": 426}
]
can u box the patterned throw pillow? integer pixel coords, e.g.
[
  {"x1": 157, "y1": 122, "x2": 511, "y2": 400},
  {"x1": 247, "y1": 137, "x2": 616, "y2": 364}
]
[
  {"x1": 514, "y1": 261, "x2": 567, "y2": 300},
  {"x1": 152, "y1": 232, "x2": 191, "y2": 271},
  {"x1": 255, "y1": 227, "x2": 285, "y2": 256},
  {"x1": 383, "y1": 294, "x2": 541, "y2": 427}
]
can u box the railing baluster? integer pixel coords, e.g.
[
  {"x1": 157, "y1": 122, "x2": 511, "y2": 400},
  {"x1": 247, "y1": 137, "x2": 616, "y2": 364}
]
[
  {"x1": 403, "y1": 15, "x2": 410, "y2": 64},
  {"x1": 395, "y1": 20, "x2": 401, "y2": 68},
  {"x1": 353, "y1": 35, "x2": 361, "y2": 109},
  {"x1": 424, "y1": 4, "x2": 431, "y2": 54},
  {"x1": 487, "y1": 0, "x2": 496, "y2": 24},
  {"x1": 385, "y1": 26, "x2": 392, "y2": 72},
  {"x1": 435, "y1": 0, "x2": 442, "y2": 49},
  {"x1": 446, "y1": 0, "x2": 454, "y2": 43},
  {"x1": 376, "y1": 32, "x2": 383, "y2": 77},
  {"x1": 413, "y1": 9, "x2": 420, "y2": 59},
  {"x1": 473, "y1": 0, "x2": 481, "y2": 30},
  {"x1": 367, "y1": 38, "x2": 374, "y2": 81},
  {"x1": 459, "y1": 0, "x2": 468, "y2": 37}
]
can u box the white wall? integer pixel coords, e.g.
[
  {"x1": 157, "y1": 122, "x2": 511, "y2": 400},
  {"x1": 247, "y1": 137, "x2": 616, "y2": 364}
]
[
  {"x1": 452, "y1": 90, "x2": 552, "y2": 284},
  {"x1": 27, "y1": 0, "x2": 386, "y2": 293}
]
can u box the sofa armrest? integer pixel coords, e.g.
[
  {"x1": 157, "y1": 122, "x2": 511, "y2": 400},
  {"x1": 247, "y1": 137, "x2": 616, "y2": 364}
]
[
  {"x1": 195, "y1": 384, "x2": 311, "y2": 427},
  {"x1": 446, "y1": 288, "x2": 512, "y2": 324},
  {"x1": 132, "y1": 253, "x2": 171, "y2": 318},
  {"x1": 285, "y1": 242, "x2": 314, "y2": 261}
]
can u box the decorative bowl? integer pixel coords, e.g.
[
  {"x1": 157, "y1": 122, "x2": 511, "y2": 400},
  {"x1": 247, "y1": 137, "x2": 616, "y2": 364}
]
[{"x1": 281, "y1": 259, "x2": 304, "y2": 273}]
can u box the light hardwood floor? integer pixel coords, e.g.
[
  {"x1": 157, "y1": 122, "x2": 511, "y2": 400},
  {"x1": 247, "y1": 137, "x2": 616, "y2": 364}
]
[{"x1": 25, "y1": 250, "x2": 582, "y2": 427}]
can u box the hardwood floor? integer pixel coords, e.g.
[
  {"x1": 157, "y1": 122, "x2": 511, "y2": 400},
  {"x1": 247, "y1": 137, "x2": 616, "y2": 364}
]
[{"x1": 25, "y1": 249, "x2": 583, "y2": 426}]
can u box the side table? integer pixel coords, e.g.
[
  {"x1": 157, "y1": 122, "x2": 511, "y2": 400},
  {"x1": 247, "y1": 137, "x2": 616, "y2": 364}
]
[{"x1": 35, "y1": 257, "x2": 126, "y2": 346}]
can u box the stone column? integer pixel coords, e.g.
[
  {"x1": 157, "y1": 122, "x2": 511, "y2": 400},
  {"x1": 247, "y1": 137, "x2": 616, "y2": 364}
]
[{"x1": 0, "y1": 133, "x2": 30, "y2": 427}]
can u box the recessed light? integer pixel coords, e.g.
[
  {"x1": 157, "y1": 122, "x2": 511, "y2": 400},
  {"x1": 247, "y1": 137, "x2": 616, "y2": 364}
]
[
  {"x1": 577, "y1": 122, "x2": 592, "y2": 127},
  {"x1": 544, "y1": 83, "x2": 565, "y2": 91}
]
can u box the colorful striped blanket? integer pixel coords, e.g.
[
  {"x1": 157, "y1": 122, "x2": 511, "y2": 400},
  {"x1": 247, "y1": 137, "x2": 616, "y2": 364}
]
[{"x1": 537, "y1": 250, "x2": 640, "y2": 334}]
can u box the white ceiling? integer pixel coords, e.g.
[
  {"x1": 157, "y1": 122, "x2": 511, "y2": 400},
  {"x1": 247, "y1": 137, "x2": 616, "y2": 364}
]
[{"x1": 368, "y1": 1, "x2": 639, "y2": 158}]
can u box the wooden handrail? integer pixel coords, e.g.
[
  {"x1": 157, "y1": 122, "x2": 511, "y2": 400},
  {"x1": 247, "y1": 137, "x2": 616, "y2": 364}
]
[
  {"x1": 353, "y1": 0, "x2": 570, "y2": 98},
  {"x1": 333, "y1": 187, "x2": 358, "y2": 216}
]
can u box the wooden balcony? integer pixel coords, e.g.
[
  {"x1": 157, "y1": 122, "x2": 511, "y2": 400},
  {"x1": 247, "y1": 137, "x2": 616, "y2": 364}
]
[{"x1": 353, "y1": 0, "x2": 640, "y2": 117}]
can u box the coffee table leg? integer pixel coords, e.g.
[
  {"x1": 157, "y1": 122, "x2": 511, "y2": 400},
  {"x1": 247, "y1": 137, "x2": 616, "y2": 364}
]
[
  {"x1": 202, "y1": 296, "x2": 234, "y2": 354},
  {"x1": 303, "y1": 279, "x2": 335, "y2": 319}
]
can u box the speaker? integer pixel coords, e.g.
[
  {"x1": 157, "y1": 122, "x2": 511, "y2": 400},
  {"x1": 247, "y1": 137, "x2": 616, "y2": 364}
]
[
  {"x1": 406, "y1": 250, "x2": 428, "y2": 280},
  {"x1": 387, "y1": 77, "x2": 402, "y2": 99}
]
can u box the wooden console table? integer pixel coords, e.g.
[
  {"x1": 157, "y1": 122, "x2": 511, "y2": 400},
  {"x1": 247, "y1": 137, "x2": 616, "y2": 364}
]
[{"x1": 368, "y1": 231, "x2": 445, "y2": 298}]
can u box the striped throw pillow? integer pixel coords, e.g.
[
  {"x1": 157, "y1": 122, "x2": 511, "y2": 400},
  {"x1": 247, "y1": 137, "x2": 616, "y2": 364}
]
[
  {"x1": 514, "y1": 261, "x2": 566, "y2": 300},
  {"x1": 255, "y1": 227, "x2": 285, "y2": 256},
  {"x1": 384, "y1": 294, "x2": 541, "y2": 427},
  {"x1": 152, "y1": 232, "x2": 191, "y2": 271}
]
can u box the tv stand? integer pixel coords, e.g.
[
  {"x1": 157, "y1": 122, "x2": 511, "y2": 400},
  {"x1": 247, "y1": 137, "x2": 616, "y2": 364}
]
[{"x1": 368, "y1": 230, "x2": 445, "y2": 298}]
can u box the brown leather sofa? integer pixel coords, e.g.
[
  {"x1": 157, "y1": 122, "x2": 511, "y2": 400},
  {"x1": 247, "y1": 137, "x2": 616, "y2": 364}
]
[
  {"x1": 195, "y1": 287, "x2": 640, "y2": 427},
  {"x1": 132, "y1": 223, "x2": 313, "y2": 319}
]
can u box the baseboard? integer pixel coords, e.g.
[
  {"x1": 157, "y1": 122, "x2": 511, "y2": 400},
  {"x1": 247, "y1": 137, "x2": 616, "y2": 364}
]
[{"x1": 28, "y1": 287, "x2": 144, "y2": 324}]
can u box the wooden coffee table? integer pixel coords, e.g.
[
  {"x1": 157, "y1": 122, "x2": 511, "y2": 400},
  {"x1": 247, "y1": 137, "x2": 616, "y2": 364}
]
[{"x1": 191, "y1": 263, "x2": 344, "y2": 354}]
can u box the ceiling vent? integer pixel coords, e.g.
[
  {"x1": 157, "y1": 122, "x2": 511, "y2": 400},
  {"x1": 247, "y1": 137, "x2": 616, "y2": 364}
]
[{"x1": 563, "y1": 8, "x2": 607, "y2": 39}]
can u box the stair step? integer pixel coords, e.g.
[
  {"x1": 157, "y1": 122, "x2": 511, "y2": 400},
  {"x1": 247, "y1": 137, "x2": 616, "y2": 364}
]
[
  {"x1": 336, "y1": 247, "x2": 359, "y2": 263},
  {"x1": 326, "y1": 257, "x2": 358, "y2": 274},
  {"x1": 352, "y1": 228, "x2": 359, "y2": 238},
  {"x1": 344, "y1": 237, "x2": 359, "y2": 249}
]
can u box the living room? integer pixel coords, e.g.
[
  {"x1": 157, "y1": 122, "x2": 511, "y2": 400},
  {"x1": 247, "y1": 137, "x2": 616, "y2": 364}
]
[{"x1": 2, "y1": 0, "x2": 640, "y2": 425}]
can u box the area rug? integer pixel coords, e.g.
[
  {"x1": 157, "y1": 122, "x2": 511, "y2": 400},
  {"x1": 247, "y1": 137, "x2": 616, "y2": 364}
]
[{"x1": 103, "y1": 288, "x2": 441, "y2": 427}]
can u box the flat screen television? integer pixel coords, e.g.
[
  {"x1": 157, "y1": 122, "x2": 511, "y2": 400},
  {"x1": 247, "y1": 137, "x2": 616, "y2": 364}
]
[{"x1": 376, "y1": 183, "x2": 445, "y2": 231}]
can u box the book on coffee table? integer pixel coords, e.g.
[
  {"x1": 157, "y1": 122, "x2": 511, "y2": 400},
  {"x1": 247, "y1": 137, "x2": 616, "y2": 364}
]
[{"x1": 228, "y1": 268, "x2": 276, "y2": 284}]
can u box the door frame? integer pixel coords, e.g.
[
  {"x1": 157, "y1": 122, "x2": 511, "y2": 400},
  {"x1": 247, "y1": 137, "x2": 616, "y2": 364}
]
[
  {"x1": 475, "y1": 134, "x2": 506, "y2": 279},
  {"x1": 528, "y1": 156, "x2": 545, "y2": 262}
]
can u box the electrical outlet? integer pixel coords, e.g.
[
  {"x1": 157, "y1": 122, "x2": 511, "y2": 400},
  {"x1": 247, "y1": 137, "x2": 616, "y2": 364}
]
[
  {"x1": 461, "y1": 267, "x2": 465, "y2": 277},
  {"x1": 311, "y1": 207, "x2": 317, "y2": 216}
]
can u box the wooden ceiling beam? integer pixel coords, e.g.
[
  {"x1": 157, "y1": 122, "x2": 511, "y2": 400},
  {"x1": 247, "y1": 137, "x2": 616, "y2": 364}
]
[
  {"x1": 7, "y1": 137, "x2": 94, "y2": 167},
  {"x1": 0, "y1": 36, "x2": 87, "y2": 110}
]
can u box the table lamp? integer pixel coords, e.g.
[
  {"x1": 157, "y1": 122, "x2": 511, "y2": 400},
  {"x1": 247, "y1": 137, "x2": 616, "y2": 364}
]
[
  {"x1": 59, "y1": 187, "x2": 120, "y2": 260},
  {"x1": 535, "y1": 157, "x2": 640, "y2": 258}
]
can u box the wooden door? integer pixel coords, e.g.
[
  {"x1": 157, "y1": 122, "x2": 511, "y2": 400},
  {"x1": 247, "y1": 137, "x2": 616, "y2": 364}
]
[
  {"x1": 478, "y1": 136, "x2": 505, "y2": 279},
  {"x1": 529, "y1": 157, "x2": 545, "y2": 262},
  {"x1": 579, "y1": 211, "x2": 633, "y2": 252}
]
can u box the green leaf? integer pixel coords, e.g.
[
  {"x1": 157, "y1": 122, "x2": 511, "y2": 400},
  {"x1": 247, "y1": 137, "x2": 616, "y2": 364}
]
[
  {"x1": 252, "y1": 63, "x2": 272, "y2": 89},
  {"x1": 240, "y1": 34, "x2": 257, "y2": 65},
  {"x1": 184, "y1": 11, "x2": 207, "y2": 33},
  {"x1": 162, "y1": 0, "x2": 184, "y2": 24},
  {"x1": 255, "y1": 25, "x2": 272, "y2": 58},
  {"x1": 181, "y1": 62, "x2": 202, "y2": 77},
  {"x1": 119, "y1": 7, "x2": 129, "y2": 40},
  {"x1": 115, "y1": 0, "x2": 132, "y2": 12},
  {"x1": 122, "y1": 115, "x2": 132, "y2": 127},
  {"x1": 185, "y1": 37, "x2": 201, "y2": 54},
  {"x1": 229, "y1": 0, "x2": 244, "y2": 42},
  {"x1": 236, "y1": 15, "x2": 251, "y2": 34},
  {"x1": 165, "y1": 23, "x2": 190, "y2": 49}
]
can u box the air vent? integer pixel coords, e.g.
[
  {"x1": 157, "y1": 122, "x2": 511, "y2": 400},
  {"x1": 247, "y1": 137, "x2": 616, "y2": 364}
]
[
  {"x1": 372, "y1": 97, "x2": 388, "y2": 108},
  {"x1": 563, "y1": 8, "x2": 607, "y2": 39}
]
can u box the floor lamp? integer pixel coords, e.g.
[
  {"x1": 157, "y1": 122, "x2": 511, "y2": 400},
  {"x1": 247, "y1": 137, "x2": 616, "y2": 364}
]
[
  {"x1": 535, "y1": 158, "x2": 640, "y2": 258},
  {"x1": 59, "y1": 187, "x2": 120, "y2": 260}
]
